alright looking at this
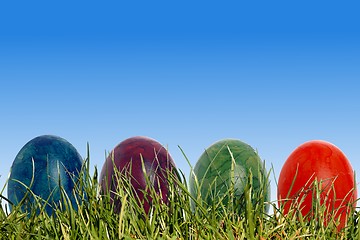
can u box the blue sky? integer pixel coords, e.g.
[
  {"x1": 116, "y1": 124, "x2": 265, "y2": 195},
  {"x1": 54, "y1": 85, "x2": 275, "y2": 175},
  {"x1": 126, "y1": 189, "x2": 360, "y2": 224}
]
[{"x1": 1, "y1": 1, "x2": 359, "y2": 204}]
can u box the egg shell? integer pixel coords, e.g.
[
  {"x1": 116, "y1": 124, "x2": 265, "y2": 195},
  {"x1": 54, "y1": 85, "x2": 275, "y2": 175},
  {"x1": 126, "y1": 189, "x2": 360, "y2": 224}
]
[
  {"x1": 277, "y1": 140, "x2": 357, "y2": 230},
  {"x1": 8, "y1": 135, "x2": 84, "y2": 215},
  {"x1": 189, "y1": 139, "x2": 270, "y2": 213},
  {"x1": 99, "y1": 136, "x2": 177, "y2": 213}
]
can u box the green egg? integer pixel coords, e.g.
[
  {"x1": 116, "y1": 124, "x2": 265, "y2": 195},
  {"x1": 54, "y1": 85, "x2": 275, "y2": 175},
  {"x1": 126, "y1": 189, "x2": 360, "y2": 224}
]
[{"x1": 189, "y1": 139, "x2": 270, "y2": 213}]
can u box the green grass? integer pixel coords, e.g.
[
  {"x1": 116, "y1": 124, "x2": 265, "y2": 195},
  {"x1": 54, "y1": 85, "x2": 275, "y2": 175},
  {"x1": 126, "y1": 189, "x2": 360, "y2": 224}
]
[{"x1": 1, "y1": 148, "x2": 359, "y2": 239}]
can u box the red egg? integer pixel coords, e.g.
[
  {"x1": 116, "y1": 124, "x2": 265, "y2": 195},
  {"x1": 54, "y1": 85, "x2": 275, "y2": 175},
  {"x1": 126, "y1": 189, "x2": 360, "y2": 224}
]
[
  {"x1": 99, "y1": 136, "x2": 177, "y2": 213},
  {"x1": 278, "y1": 140, "x2": 357, "y2": 229}
]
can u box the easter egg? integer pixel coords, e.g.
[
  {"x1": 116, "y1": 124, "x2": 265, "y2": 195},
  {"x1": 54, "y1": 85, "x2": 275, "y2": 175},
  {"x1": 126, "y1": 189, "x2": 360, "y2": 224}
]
[
  {"x1": 99, "y1": 136, "x2": 177, "y2": 213},
  {"x1": 8, "y1": 135, "x2": 84, "y2": 215},
  {"x1": 189, "y1": 139, "x2": 270, "y2": 213},
  {"x1": 278, "y1": 140, "x2": 357, "y2": 229}
]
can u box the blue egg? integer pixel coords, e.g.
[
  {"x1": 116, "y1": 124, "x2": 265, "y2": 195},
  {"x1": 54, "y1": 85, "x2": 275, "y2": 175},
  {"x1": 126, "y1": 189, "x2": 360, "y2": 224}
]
[{"x1": 8, "y1": 135, "x2": 84, "y2": 215}]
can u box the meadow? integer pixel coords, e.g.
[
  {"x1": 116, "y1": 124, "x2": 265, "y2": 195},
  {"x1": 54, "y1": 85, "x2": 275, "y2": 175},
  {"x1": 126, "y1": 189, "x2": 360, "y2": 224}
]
[{"x1": 0, "y1": 149, "x2": 359, "y2": 240}]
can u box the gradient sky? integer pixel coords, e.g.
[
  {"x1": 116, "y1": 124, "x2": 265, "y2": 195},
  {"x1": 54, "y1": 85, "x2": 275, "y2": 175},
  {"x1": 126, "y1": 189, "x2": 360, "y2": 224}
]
[{"x1": 1, "y1": 1, "x2": 359, "y2": 205}]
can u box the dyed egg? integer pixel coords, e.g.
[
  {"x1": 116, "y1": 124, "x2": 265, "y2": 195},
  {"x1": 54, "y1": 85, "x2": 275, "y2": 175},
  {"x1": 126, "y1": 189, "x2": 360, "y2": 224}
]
[
  {"x1": 8, "y1": 135, "x2": 84, "y2": 215},
  {"x1": 278, "y1": 140, "x2": 357, "y2": 230},
  {"x1": 99, "y1": 136, "x2": 177, "y2": 213},
  {"x1": 189, "y1": 139, "x2": 270, "y2": 213}
]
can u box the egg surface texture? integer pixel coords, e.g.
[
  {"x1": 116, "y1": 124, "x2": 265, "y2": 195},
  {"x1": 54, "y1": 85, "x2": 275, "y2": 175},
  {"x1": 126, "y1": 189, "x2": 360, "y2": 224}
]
[
  {"x1": 189, "y1": 139, "x2": 270, "y2": 213},
  {"x1": 278, "y1": 140, "x2": 357, "y2": 230},
  {"x1": 8, "y1": 135, "x2": 83, "y2": 215},
  {"x1": 99, "y1": 136, "x2": 177, "y2": 214}
]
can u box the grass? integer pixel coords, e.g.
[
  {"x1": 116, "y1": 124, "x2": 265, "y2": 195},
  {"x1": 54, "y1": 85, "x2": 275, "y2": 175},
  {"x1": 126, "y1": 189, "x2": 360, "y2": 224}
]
[{"x1": 0, "y1": 147, "x2": 359, "y2": 239}]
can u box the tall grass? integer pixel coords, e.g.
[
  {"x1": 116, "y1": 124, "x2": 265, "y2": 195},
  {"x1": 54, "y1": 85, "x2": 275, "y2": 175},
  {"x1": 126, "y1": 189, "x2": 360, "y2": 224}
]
[{"x1": 0, "y1": 146, "x2": 359, "y2": 239}]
